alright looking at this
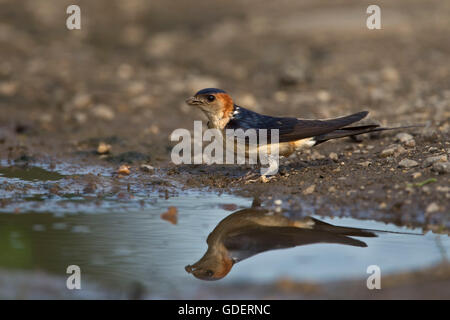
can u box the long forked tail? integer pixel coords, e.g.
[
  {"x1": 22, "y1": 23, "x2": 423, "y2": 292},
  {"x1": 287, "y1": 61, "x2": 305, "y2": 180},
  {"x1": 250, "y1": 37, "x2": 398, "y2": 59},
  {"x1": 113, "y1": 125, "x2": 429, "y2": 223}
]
[{"x1": 313, "y1": 124, "x2": 422, "y2": 145}]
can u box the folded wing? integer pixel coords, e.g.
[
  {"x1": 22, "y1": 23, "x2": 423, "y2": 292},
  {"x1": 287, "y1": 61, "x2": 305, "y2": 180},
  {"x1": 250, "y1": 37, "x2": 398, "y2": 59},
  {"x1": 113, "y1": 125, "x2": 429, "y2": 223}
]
[{"x1": 226, "y1": 107, "x2": 370, "y2": 143}]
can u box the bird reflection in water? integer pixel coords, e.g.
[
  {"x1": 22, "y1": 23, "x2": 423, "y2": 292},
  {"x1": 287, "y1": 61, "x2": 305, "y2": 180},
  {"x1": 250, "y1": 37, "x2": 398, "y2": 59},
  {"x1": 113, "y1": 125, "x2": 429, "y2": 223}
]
[{"x1": 185, "y1": 206, "x2": 378, "y2": 281}]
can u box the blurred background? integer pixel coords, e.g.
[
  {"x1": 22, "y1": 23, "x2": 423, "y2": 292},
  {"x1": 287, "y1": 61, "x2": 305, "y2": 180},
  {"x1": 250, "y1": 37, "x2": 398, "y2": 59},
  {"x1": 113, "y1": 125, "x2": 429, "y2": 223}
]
[{"x1": 0, "y1": 0, "x2": 449, "y2": 161}]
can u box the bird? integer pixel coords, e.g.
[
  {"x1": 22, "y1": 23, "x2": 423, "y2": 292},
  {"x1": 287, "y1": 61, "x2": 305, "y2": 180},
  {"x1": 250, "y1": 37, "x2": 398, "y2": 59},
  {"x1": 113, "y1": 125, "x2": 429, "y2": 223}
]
[
  {"x1": 186, "y1": 88, "x2": 416, "y2": 175},
  {"x1": 185, "y1": 206, "x2": 377, "y2": 281}
]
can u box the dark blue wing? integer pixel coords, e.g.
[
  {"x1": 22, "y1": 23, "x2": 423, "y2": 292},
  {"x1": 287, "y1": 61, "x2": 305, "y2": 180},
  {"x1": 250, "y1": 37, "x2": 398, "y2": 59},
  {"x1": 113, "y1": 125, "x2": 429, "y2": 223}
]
[{"x1": 225, "y1": 106, "x2": 369, "y2": 143}]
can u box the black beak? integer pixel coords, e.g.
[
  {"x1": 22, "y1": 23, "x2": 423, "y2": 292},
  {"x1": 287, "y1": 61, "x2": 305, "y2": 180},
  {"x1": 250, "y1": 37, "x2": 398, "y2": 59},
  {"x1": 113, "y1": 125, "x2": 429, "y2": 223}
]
[{"x1": 185, "y1": 97, "x2": 202, "y2": 105}]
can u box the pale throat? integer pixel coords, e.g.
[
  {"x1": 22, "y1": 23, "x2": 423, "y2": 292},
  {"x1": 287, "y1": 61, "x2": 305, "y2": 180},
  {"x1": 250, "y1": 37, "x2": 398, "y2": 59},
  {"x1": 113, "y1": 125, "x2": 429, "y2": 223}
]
[{"x1": 203, "y1": 110, "x2": 230, "y2": 130}]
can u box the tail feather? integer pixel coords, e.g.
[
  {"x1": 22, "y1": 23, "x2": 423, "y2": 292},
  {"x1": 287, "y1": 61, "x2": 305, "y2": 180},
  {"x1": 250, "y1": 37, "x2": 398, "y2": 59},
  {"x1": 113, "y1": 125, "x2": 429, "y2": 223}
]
[
  {"x1": 310, "y1": 218, "x2": 377, "y2": 238},
  {"x1": 313, "y1": 125, "x2": 422, "y2": 145}
]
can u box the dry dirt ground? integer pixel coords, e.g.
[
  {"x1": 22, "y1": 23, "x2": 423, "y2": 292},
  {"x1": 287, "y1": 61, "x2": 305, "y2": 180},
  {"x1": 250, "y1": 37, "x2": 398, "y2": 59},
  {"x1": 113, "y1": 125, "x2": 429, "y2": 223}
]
[{"x1": 0, "y1": 0, "x2": 449, "y2": 299}]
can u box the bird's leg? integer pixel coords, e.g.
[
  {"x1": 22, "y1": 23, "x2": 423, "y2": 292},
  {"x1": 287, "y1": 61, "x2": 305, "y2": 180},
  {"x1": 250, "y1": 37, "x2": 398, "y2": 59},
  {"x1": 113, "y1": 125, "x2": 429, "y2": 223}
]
[
  {"x1": 244, "y1": 153, "x2": 278, "y2": 183},
  {"x1": 241, "y1": 162, "x2": 260, "y2": 182}
]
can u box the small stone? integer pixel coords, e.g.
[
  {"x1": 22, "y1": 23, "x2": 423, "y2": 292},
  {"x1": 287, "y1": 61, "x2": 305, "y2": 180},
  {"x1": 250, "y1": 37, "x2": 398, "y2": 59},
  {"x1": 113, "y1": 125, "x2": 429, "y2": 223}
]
[
  {"x1": 428, "y1": 147, "x2": 439, "y2": 153},
  {"x1": 0, "y1": 81, "x2": 18, "y2": 96},
  {"x1": 379, "y1": 202, "x2": 387, "y2": 209},
  {"x1": 329, "y1": 152, "x2": 338, "y2": 161},
  {"x1": 310, "y1": 151, "x2": 325, "y2": 160},
  {"x1": 425, "y1": 202, "x2": 439, "y2": 214},
  {"x1": 92, "y1": 104, "x2": 115, "y2": 120},
  {"x1": 328, "y1": 186, "x2": 337, "y2": 193},
  {"x1": 404, "y1": 139, "x2": 416, "y2": 148},
  {"x1": 423, "y1": 155, "x2": 447, "y2": 168},
  {"x1": 398, "y1": 159, "x2": 419, "y2": 168},
  {"x1": 74, "y1": 112, "x2": 87, "y2": 124},
  {"x1": 422, "y1": 186, "x2": 431, "y2": 194},
  {"x1": 436, "y1": 186, "x2": 450, "y2": 192},
  {"x1": 380, "y1": 144, "x2": 406, "y2": 157},
  {"x1": 432, "y1": 162, "x2": 450, "y2": 174},
  {"x1": 97, "y1": 142, "x2": 112, "y2": 154},
  {"x1": 126, "y1": 81, "x2": 146, "y2": 96},
  {"x1": 145, "y1": 125, "x2": 160, "y2": 135},
  {"x1": 72, "y1": 93, "x2": 91, "y2": 109},
  {"x1": 117, "y1": 165, "x2": 131, "y2": 175},
  {"x1": 303, "y1": 184, "x2": 316, "y2": 195},
  {"x1": 411, "y1": 172, "x2": 422, "y2": 179},
  {"x1": 117, "y1": 64, "x2": 134, "y2": 79},
  {"x1": 395, "y1": 132, "x2": 413, "y2": 143},
  {"x1": 358, "y1": 161, "x2": 372, "y2": 167},
  {"x1": 381, "y1": 67, "x2": 399, "y2": 82},
  {"x1": 140, "y1": 164, "x2": 154, "y2": 172},
  {"x1": 274, "y1": 199, "x2": 282, "y2": 206}
]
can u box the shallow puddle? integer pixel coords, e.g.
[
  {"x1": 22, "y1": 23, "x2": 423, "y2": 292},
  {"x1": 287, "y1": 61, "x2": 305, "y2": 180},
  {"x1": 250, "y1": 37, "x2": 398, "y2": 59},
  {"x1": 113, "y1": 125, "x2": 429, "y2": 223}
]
[{"x1": 0, "y1": 163, "x2": 448, "y2": 298}]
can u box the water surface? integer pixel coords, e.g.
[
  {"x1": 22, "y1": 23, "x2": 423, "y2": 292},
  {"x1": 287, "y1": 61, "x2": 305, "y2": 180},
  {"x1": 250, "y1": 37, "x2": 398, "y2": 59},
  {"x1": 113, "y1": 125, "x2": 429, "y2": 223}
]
[{"x1": 0, "y1": 164, "x2": 448, "y2": 298}]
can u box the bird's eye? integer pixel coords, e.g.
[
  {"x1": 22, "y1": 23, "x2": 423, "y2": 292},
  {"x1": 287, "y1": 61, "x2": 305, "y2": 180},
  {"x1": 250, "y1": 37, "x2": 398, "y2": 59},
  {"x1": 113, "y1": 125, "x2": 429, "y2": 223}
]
[
  {"x1": 207, "y1": 95, "x2": 215, "y2": 102},
  {"x1": 205, "y1": 270, "x2": 214, "y2": 277}
]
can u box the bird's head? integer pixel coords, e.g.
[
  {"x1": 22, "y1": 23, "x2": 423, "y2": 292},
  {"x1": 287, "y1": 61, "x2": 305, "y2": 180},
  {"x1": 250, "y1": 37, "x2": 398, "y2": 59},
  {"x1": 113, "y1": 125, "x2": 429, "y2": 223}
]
[
  {"x1": 185, "y1": 88, "x2": 234, "y2": 128},
  {"x1": 185, "y1": 246, "x2": 235, "y2": 281}
]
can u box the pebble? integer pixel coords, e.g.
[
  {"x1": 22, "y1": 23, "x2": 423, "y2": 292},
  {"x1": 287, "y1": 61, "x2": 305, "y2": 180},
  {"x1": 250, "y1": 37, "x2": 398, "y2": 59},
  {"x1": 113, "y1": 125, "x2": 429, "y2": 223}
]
[
  {"x1": 72, "y1": 93, "x2": 91, "y2": 109},
  {"x1": 126, "y1": 81, "x2": 146, "y2": 96},
  {"x1": 329, "y1": 152, "x2": 338, "y2": 161},
  {"x1": 398, "y1": 158, "x2": 419, "y2": 168},
  {"x1": 274, "y1": 199, "x2": 282, "y2": 206},
  {"x1": 411, "y1": 172, "x2": 422, "y2": 179},
  {"x1": 428, "y1": 147, "x2": 439, "y2": 153},
  {"x1": 140, "y1": 164, "x2": 155, "y2": 172},
  {"x1": 358, "y1": 161, "x2": 372, "y2": 167},
  {"x1": 0, "y1": 81, "x2": 18, "y2": 96},
  {"x1": 436, "y1": 186, "x2": 450, "y2": 192},
  {"x1": 422, "y1": 154, "x2": 447, "y2": 168},
  {"x1": 74, "y1": 112, "x2": 87, "y2": 124},
  {"x1": 92, "y1": 104, "x2": 115, "y2": 120},
  {"x1": 303, "y1": 184, "x2": 316, "y2": 195},
  {"x1": 310, "y1": 151, "x2": 325, "y2": 160},
  {"x1": 97, "y1": 142, "x2": 112, "y2": 154},
  {"x1": 328, "y1": 186, "x2": 337, "y2": 193},
  {"x1": 395, "y1": 132, "x2": 413, "y2": 143},
  {"x1": 404, "y1": 139, "x2": 416, "y2": 148},
  {"x1": 432, "y1": 162, "x2": 450, "y2": 174},
  {"x1": 425, "y1": 202, "x2": 439, "y2": 214},
  {"x1": 117, "y1": 165, "x2": 131, "y2": 175},
  {"x1": 380, "y1": 144, "x2": 406, "y2": 158}
]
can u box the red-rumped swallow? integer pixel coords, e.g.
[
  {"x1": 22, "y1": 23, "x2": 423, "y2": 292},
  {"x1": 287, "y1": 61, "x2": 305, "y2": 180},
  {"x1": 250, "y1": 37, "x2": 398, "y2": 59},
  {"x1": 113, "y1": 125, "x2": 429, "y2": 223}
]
[
  {"x1": 186, "y1": 88, "x2": 413, "y2": 160},
  {"x1": 185, "y1": 207, "x2": 377, "y2": 281}
]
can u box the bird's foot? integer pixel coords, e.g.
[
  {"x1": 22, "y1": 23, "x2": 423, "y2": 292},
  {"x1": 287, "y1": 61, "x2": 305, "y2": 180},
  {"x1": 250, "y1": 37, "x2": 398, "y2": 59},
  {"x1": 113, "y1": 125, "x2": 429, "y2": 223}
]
[{"x1": 245, "y1": 174, "x2": 275, "y2": 184}]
